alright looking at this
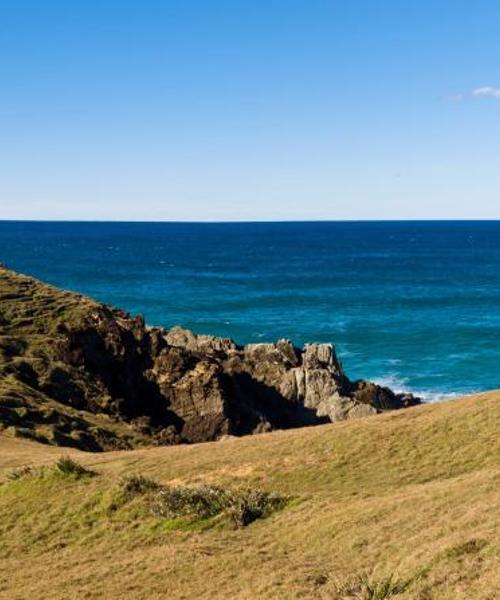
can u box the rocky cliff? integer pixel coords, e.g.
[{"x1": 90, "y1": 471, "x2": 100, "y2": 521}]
[{"x1": 0, "y1": 265, "x2": 419, "y2": 450}]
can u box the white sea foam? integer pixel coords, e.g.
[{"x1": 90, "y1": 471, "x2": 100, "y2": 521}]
[
  {"x1": 373, "y1": 374, "x2": 410, "y2": 393},
  {"x1": 373, "y1": 374, "x2": 472, "y2": 404},
  {"x1": 411, "y1": 390, "x2": 464, "y2": 404}
]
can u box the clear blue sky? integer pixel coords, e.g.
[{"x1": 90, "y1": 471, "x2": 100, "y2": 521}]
[{"x1": 1, "y1": 0, "x2": 500, "y2": 221}]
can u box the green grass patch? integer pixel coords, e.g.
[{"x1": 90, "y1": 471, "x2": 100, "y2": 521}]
[
  {"x1": 118, "y1": 474, "x2": 162, "y2": 497},
  {"x1": 51, "y1": 456, "x2": 95, "y2": 479}
]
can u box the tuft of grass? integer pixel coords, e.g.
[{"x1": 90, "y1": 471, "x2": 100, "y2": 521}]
[
  {"x1": 6, "y1": 464, "x2": 35, "y2": 481},
  {"x1": 334, "y1": 571, "x2": 414, "y2": 599},
  {"x1": 118, "y1": 474, "x2": 161, "y2": 497},
  {"x1": 443, "y1": 538, "x2": 488, "y2": 560},
  {"x1": 52, "y1": 456, "x2": 95, "y2": 479},
  {"x1": 4, "y1": 458, "x2": 95, "y2": 483},
  {"x1": 151, "y1": 484, "x2": 286, "y2": 527}
]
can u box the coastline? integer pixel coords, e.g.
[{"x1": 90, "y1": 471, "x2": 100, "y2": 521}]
[{"x1": 0, "y1": 265, "x2": 420, "y2": 451}]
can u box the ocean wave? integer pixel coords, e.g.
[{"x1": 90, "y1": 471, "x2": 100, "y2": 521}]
[
  {"x1": 373, "y1": 374, "x2": 472, "y2": 403},
  {"x1": 411, "y1": 390, "x2": 464, "y2": 404}
]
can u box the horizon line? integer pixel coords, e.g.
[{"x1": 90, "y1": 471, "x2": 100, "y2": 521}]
[{"x1": 2, "y1": 218, "x2": 500, "y2": 224}]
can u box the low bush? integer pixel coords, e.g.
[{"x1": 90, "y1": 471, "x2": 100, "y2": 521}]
[
  {"x1": 152, "y1": 484, "x2": 228, "y2": 520},
  {"x1": 151, "y1": 484, "x2": 286, "y2": 527},
  {"x1": 226, "y1": 487, "x2": 286, "y2": 527}
]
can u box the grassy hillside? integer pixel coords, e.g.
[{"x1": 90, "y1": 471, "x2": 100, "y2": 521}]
[
  {"x1": 0, "y1": 391, "x2": 499, "y2": 599},
  {"x1": 0, "y1": 265, "x2": 154, "y2": 449}
]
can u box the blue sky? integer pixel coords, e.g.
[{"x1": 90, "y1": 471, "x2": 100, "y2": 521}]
[{"x1": 1, "y1": 0, "x2": 500, "y2": 220}]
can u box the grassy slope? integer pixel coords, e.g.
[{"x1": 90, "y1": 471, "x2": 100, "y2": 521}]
[
  {"x1": 0, "y1": 391, "x2": 499, "y2": 599},
  {"x1": 0, "y1": 266, "x2": 153, "y2": 449}
]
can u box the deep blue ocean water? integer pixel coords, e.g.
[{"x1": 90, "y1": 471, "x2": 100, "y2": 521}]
[{"x1": 1, "y1": 220, "x2": 500, "y2": 401}]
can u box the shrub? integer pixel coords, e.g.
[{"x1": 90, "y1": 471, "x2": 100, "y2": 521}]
[
  {"x1": 151, "y1": 484, "x2": 286, "y2": 527},
  {"x1": 152, "y1": 484, "x2": 228, "y2": 520},
  {"x1": 226, "y1": 488, "x2": 286, "y2": 527},
  {"x1": 53, "y1": 456, "x2": 95, "y2": 479}
]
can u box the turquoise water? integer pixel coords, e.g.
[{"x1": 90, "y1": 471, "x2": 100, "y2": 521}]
[{"x1": 1, "y1": 220, "x2": 500, "y2": 400}]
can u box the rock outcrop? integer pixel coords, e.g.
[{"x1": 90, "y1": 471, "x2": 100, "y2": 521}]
[{"x1": 0, "y1": 266, "x2": 420, "y2": 450}]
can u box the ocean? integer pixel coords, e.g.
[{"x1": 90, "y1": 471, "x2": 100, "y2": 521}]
[{"x1": 1, "y1": 220, "x2": 500, "y2": 401}]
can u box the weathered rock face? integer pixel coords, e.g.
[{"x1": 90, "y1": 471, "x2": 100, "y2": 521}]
[
  {"x1": 161, "y1": 327, "x2": 419, "y2": 440},
  {"x1": 0, "y1": 266, "x2": 420, "y2": 450}
]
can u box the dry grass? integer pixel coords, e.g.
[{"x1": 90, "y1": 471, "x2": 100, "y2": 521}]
[{"x1": 0, "y1": 391, "x2": 499, "y2": 599}]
